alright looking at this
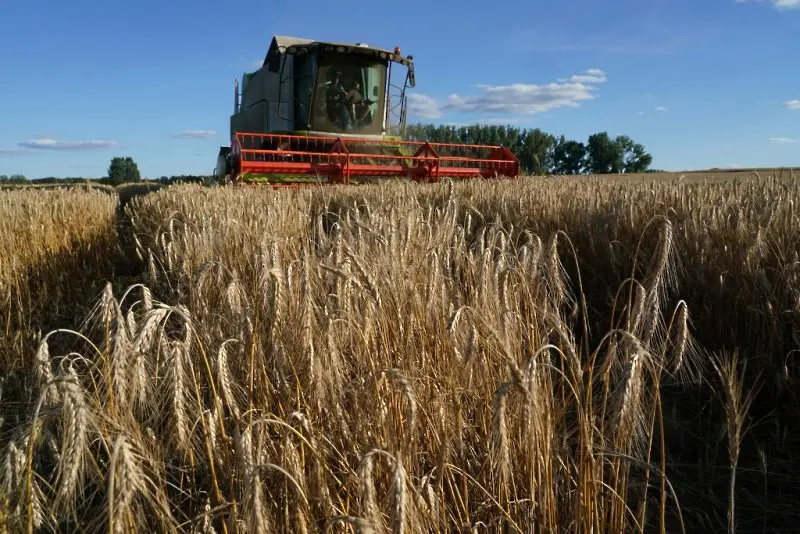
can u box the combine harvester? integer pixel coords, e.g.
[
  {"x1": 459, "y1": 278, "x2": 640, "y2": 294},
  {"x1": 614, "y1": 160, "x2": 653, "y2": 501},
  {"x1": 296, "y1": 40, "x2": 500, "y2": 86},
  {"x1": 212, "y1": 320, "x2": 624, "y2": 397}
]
[{"x1": 212, "y1": 35, "x2": 520, "y2": 187}]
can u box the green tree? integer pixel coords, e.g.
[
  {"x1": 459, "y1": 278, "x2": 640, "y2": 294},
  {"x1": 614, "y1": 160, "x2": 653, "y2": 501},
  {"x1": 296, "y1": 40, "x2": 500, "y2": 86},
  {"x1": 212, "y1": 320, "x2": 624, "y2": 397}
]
[
  {"x1": 614, "y1": 135, "x2": 653, "y2": 173},
  {"x1": 520, "y1": 128, "x2": 556, "y2": 175},
  {"x1": 552, "y1": 136, "x2": 587, "y2": 175},
  {"x1": 0, "y1": 174, "x2": 28, "y2": 184},
  {"x1": 586, "y1": 132, "x2": 623, "y2": 174},
  {"x1": 106, "y1": 157, "x2": 141, "y2": 185}
]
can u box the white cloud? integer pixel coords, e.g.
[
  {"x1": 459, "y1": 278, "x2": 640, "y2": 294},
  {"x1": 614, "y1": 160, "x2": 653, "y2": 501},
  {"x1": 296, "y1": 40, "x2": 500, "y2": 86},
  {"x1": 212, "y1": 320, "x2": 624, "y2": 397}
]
[
  {"x1": 18, "y1": 137, "x2": 120, "y2": 150},
  {"x1": 784, "y1": 99, "x2": 800, "y2": 110},
  {"x1": 170, "y1": 129, "x2": 217, "y2": 139},
  {"x1": 568, "y1": 74, "x2": 606, "y2": 84},
  {"x1": 768, "y1": 137, "x2": 796, "y2": 144},
  {"x1": 654, "y1": 106, "x2": 668, "y2": 112},
  {"x1": 569, "y1": 68, "x2": 608, "y2": 84},
  {"x1": 408, "y1": 68, "x2": 608, "y2": 120},
  {"x1": 407, "y1": 94, "x2": 444, "y2": 119},
  {"x1": 736, "y1": 0, "x2": 800, "y2": 9}
]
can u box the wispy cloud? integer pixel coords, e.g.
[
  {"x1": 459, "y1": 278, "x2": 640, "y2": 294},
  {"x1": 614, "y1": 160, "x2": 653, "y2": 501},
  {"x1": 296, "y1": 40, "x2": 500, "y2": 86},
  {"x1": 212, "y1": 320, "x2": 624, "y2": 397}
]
[
  {"x1": 736, "y1": 0, "x2": 800, "y2": 10},
  {"x1": 654, "y1": 106, "x2": 668, "y2": 112},
  {"x1": 171, "y1": 129, "x2": 217, "y2": 139},
  {"x1": 0, "y1": 148, "x2": 34, "y2": 157},
  {"x1": 443, "y1": 117, "x2": 527, "y2": 127},
  {"x1": 784, "y1": 99, "x2": 800, "y2": 110},
  {"x1": 408, "y1": 69, "x2": 608, "y2": 120},
  {"x1": 18, "y1": 137, "x2": 120, "y2": 150},
  {"x1": 558, "y1": 68, "x2": 608, "y2": 84},
  {"x1": 768, "y1": 137, "x2": 796, "y2": 144}
]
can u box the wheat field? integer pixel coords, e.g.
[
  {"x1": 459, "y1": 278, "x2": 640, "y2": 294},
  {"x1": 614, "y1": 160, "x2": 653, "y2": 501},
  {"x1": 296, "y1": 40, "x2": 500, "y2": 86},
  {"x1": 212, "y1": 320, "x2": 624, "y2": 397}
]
[{"x1": 0, "y1": 172, "x2": 798, "y2": 533}]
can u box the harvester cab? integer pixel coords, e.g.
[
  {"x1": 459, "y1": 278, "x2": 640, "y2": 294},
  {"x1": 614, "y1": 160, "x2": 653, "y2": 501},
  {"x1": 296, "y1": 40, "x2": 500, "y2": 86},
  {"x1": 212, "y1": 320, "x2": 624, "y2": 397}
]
[{"x1": 212, "y1": 35, "x2": 519, "y2": 187}]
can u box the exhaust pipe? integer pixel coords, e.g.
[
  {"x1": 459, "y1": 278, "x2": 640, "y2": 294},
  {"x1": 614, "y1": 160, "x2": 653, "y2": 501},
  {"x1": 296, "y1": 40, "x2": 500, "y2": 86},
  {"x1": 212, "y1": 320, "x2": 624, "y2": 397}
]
[{"x1": 234, "y1": 78, "x2": 239, "y2": 114}]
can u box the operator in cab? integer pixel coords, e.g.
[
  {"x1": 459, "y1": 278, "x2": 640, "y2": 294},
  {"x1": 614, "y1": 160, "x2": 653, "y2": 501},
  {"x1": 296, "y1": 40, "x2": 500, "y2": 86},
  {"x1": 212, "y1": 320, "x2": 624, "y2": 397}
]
[
  {"x1": 325, "y1": 71, "x2": 351, "y2": 130},
  {"x1": 345, "y1": 81, "x2": 370, "y2": 126}
]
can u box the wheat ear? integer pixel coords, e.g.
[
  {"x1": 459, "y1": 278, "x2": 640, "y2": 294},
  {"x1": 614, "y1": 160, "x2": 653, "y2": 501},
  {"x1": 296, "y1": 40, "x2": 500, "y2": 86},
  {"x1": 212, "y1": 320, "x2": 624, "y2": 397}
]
[
  {"x1": 54, "y1": 365, "x2": 90, "y2": 513},
  {"x1": 107, "y1": 434, "x2": 145, "y2": 534}
]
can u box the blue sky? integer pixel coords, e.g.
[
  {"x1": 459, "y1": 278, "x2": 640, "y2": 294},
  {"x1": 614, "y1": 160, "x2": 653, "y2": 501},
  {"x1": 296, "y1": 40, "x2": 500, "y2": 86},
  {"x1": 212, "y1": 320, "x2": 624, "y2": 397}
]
[{"x1": 0, "y1": 0, "x2": 798, "y2": 178}]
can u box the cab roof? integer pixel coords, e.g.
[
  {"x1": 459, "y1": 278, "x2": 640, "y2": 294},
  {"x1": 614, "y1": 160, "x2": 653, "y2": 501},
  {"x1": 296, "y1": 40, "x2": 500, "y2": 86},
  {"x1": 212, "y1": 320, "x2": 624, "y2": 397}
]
[{"x1": 263, "y1": 35, "x2": 412, "y2": 67}]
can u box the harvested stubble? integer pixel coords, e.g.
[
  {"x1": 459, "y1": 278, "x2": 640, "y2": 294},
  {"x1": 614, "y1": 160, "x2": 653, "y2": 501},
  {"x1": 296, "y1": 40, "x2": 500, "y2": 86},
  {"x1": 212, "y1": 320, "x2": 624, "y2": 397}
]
[{"x1": 2, "y1": 175, "x2": 799, "y2": 533}]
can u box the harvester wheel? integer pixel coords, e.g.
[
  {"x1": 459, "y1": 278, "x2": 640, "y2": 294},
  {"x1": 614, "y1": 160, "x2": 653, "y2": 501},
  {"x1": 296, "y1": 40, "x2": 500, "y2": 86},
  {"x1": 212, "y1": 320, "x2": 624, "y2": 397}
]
[{"x1": 214, "y1": 147, "x2": 232, "y2": 186}]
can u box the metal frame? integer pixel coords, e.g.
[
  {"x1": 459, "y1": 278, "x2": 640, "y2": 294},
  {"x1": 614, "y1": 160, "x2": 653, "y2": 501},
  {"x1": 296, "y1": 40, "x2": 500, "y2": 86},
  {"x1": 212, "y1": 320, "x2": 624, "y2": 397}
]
[{"x1": 229, "y1": 132, "x2": 520, "y2": 187}]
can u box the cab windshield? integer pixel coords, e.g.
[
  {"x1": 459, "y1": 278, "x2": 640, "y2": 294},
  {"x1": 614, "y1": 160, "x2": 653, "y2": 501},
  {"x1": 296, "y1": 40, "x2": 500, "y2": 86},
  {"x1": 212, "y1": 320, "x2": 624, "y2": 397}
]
[{"x1": 310, "y1": 53, "x2": 387, "y2": 135}]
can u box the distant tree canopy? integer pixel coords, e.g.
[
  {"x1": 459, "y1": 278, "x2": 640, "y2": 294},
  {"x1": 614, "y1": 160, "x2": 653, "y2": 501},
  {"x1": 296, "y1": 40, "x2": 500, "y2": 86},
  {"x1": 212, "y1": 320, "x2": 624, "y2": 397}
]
[
  {"x1": 0, "y1": 173, "x2": 211, "y2": 187},
  {"x1": 404, "y1": 123, "x2": 654, "y2": 175},
  {"x1": 106, "y1": 156, "x2": 141, "y2": 185},
  {"x1": 0, "y1": 174, "x2": 29, "y2": 184}
]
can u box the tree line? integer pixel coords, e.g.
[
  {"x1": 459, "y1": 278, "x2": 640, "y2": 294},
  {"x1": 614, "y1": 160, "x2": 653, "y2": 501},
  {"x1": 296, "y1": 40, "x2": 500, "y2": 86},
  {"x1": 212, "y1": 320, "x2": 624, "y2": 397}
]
[
  {"x1": 0, "y1": 157, "x2": 143, "y2": 186},
  {"x1": 1, "y1": 157, "x2": 207, "y2": 186},
  {"x1": 404, "y1": 123, "x2": 655, "y2": 175}
]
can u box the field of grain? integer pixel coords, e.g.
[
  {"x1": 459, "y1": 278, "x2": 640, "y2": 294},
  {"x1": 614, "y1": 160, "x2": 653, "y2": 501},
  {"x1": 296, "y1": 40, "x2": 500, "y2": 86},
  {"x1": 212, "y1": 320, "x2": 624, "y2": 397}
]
[
  {"x1": 0, "y1": 171, "x2": 798, "y2": 533},
  {"x1": 0, "y1": 187, "x2": 119, "y2": 371}
]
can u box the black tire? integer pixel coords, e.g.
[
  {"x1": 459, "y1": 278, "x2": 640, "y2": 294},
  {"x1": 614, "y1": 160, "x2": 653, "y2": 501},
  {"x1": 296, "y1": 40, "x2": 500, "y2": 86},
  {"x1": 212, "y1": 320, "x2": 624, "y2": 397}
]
[{"x1": 214, "y1": 147, "x2": 232, "y2": 186}]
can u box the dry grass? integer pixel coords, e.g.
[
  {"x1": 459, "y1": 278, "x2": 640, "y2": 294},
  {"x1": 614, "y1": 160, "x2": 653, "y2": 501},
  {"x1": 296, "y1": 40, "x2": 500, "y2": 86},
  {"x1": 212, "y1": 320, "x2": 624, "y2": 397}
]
[{"x1": 0, "y1": 172, "x2": 798, "y2": 532}]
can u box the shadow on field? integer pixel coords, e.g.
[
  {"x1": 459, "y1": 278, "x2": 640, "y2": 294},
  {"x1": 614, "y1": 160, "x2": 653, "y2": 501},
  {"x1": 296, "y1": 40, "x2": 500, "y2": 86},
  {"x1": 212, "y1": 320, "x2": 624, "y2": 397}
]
[
  {"x1": 0, "y1": 183, "x2": 164, "y2": 429},
  {"x1": 0, "y1": 227, "x2": 119, "y2": 426},
  {"x1": 116, "y1": 182, "x2": 164, "y2": 212}
]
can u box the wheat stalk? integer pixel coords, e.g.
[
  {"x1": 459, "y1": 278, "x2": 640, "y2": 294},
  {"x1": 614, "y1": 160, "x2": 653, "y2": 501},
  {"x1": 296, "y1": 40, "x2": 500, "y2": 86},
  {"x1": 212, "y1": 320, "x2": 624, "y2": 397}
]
[{"x1": 710, "y1": 351, "x2": 760, "y2": 534}]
